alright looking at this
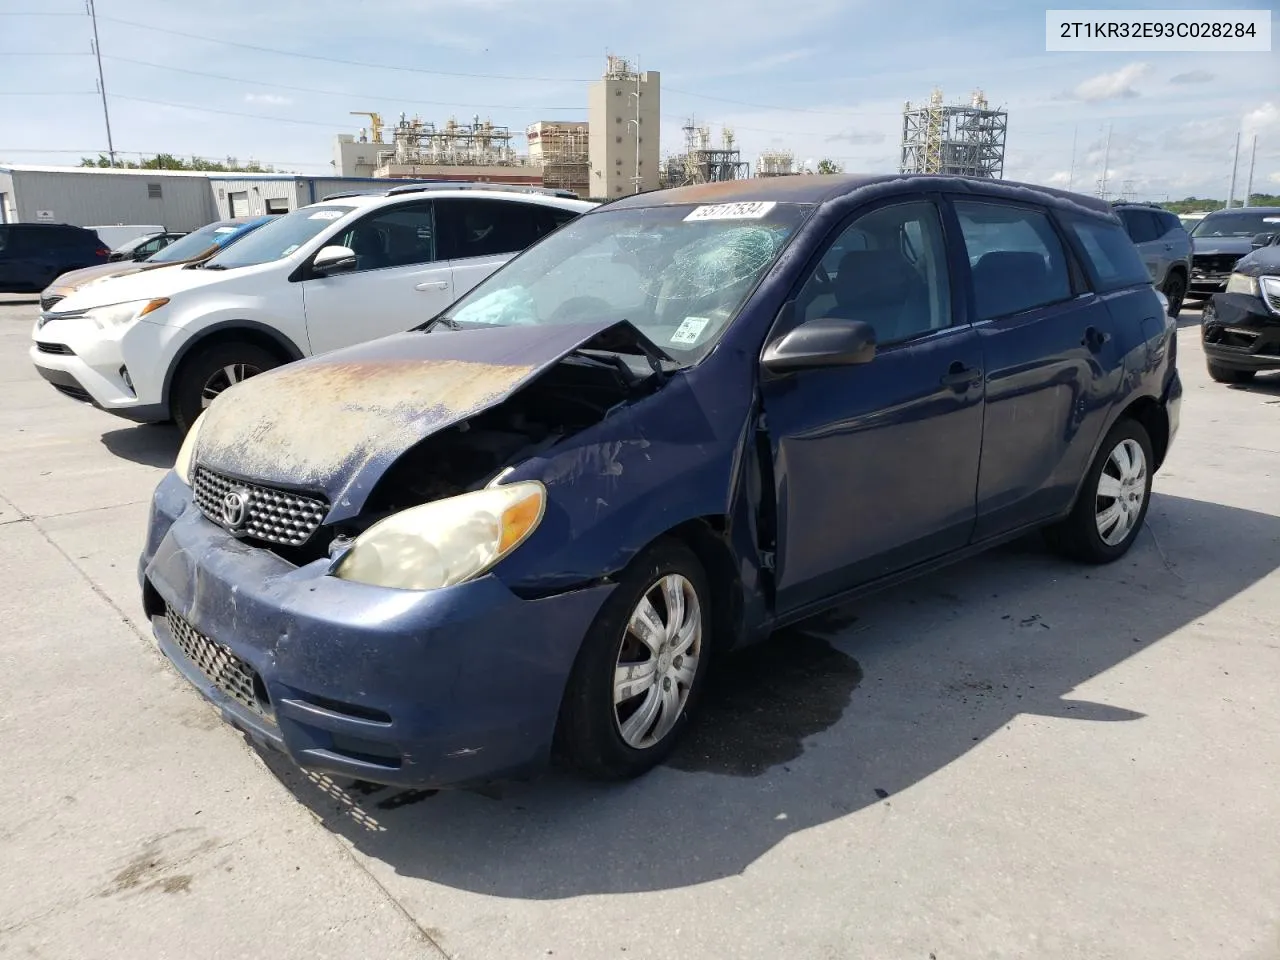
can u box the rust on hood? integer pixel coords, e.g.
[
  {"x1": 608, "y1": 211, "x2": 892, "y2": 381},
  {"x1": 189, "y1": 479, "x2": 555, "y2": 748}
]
[{"x1": 196, "y1": 358, "x2": 535, "y2": 493}]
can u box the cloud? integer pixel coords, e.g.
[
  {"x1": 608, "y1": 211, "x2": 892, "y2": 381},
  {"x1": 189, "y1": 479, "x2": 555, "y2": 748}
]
[
  {"x1": 1170, "y1": 70, "x2": 1215, "y2": 85},
  {"x1": 826, "y1": 130, "x2": 886, "y2": 145},
  {"x1": 1243, "y1": 102, "x2": 1278, "y2": 136},
  {"x1": 1047, "y1": 171, "x2": 1071, "y2": 185},
  {"x1": 1270, "y1": 172, "x2": 1280, "y2": 185},
  {"x1": 1071, "y1": 62, "x2": 1149, "y2": 102},
  {"x1": 244, "y1": 93, "x2": 293, "y2": 106}
]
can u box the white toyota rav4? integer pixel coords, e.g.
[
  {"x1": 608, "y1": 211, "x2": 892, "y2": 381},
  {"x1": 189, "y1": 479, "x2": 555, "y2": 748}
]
[{"x1": 30, "y1": 184, "x2": 593, "y2": 433}]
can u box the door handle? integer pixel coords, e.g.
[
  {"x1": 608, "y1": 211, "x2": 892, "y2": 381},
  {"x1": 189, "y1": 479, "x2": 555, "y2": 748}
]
[
  {"x1": 940, "y1": 361, "x2": 982, "y2": 388},
  {"x1": 1082, "y1": 326, "x2": 1112, "y2": 351},
  {"x1": 415, "y1": 280, "x2": 449, "y2": 291}
]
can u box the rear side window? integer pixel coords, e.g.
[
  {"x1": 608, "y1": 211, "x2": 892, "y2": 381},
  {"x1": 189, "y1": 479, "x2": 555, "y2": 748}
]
[
  {"x1": 1063, "y1": 216, "x2": 1151, "y2": 292},
  {"x1": 954, "y1": 201, "x2": 1072, "y2": 320},
  {"x1": 436, "y1": 199, "x2": 569, "y2": 260},
  {"x1": 1159, "y1": 211, "x2": 1185, "y2": 236},
  {"x1": 1119, "y1": 209, "x2": 1160, "y2": 243}
]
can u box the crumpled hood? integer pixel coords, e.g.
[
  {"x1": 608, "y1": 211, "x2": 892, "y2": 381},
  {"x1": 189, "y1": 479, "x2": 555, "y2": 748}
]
[
  {"x1": 48, "y1": 261, "x2": 149, "y2": 294},
  {"x1": 1232, "y1": 246, "x2": 1280, "y2": 277},
  {"x1": 193, "y1": 318, "x2": 636, "y2": 518},
  {"x1": 1192, "y1": 236, "x2": 1254, "y2": 257}
]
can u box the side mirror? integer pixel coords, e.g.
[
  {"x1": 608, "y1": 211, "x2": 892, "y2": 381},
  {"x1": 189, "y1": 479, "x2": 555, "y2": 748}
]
[
  {"x1": 311, "y1": 245, "x2": 357, "y2": 276},
  {"x1": 762, "y1": 317, "x2": 877, "y2": 373},
  {"x1": 1251, "y1": 232, "x2": 1278, "y2": 250}
]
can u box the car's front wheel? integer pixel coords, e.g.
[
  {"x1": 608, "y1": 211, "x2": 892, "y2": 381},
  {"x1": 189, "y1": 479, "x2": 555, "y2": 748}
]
[
  {"x1": 170, "y1": 341, "x2": 281, "y2": 435},
  {"x1": 555, "y1": 538, "x2": 712, "y2": 780},
  {"x1": 1206, "y1": 360, "x2": 1256, "y2": 384},
  {"x1": 1045, "y1": 418, "x2": 1154, "y2": 564}
]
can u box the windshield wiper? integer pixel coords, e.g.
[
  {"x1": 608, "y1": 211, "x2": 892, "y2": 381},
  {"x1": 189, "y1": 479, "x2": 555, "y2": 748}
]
[
  {"x1": 416, "y1": 314, "x2": 460, "y2": 332},
  {"x1": 202, "y1": 263, "x2": 229, "y2": 271}
]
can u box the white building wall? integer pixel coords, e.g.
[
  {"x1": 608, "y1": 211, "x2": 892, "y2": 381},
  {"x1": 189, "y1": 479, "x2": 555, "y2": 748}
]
[
  {"x1": 0, "y1": 168, "x2": 217, "y2": 230},
  {"x1": 333, "y1": 137, "x2": 387, "y2": 178},
  {"x1": 588, "y1": 71, "x2": 660, "y2": 199}
]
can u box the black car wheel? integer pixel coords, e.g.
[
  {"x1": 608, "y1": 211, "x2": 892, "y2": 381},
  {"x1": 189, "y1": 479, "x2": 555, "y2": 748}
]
[
  {"x1": 170, "y1": 341, "x2": 281, "y2": 435},
  {"x1": 1044, "y1": 418, "x2": 1154, "y2": 564},
  {"x1": 1161, "y1": 272, "x2": 1186, "y2": 317},
  {"x1": 1206, "y1": 360, "x2": 1256, "y2": 384},
  {"x1": 555, "y1": 538, "x2": 713, "y2": 780}
]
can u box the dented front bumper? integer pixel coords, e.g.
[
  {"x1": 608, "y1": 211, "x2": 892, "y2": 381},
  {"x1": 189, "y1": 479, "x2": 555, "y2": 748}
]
[{"x1": 139, "y1": 471, "x2": 613, "y2": 788}]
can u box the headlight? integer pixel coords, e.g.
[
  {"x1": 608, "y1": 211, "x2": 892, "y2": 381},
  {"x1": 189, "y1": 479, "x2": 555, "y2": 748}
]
[
  {"x1": 173, "y1": 412, "x2": 204, "y2": 485},
  {"x1": 332, "y1": 481, "x2": 546, "y2": 591},
  {"x1": 1260, "y1": 276, "x2": 1280, "y2": 314},
  {"x1": 78, "y1": 298, "x2": 169, "y2": 330},
  {"x1": 1226, "y1": 273, "x2": 1259, "y2": 296}
]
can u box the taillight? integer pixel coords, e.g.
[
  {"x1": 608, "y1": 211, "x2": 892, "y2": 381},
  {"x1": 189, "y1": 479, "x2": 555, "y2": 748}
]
[{"x1": 95, "y1": 245, "x2": 111, "y2": 258}]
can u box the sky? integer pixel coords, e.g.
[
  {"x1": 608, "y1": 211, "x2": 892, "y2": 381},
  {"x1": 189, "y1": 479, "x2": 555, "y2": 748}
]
[{"x1": 1, "y1": 0, "x2": 1277, "y2": 202}]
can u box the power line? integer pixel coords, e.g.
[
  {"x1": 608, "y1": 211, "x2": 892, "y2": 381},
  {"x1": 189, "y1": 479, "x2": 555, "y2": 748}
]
[
  {"x1": 109, "y1": 93, "x2": 345, "y2": 128},
  {"x1": 101, "y1": 56, "x2": 586, "y2": 112},
  {"x1": 94, "y1": 15, "x2": 595, "y2": 84},
  {"x1": 0, "y1": 91, "x2": 97, "y2": 95}
]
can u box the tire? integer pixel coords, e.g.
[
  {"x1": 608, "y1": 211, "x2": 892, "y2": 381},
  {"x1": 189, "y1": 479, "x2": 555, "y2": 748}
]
[
  {"x1": 170, "y1": 341, "x2": 281, "y2": 435},
  {"x1": 1044, "y1": 418, "x2": 1154, "y2": 564},
  {"x1": 1161, "y1": 272, "x2": 1186, "y2": 317},
  {"x1": 1206, "y1": 360, "x2": 1255, "y2": 384},
  {"x1": 555, "y1": 538, "x2": 713, "y2": 780}
]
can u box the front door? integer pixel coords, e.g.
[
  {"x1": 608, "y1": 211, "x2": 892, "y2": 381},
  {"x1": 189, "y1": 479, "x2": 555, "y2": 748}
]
[
  {"x1": 950, "y1": 198, "x2": 1122, "y2": 539},
  {"x1": 301, "y1": 199, "x2": 455, "y2": 355},
  {"x1": 761, "y1": 197, "x2": 985, "y2": 615}
]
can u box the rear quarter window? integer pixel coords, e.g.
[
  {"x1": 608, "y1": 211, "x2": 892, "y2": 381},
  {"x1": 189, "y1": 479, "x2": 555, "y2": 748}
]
[{"x1": 1064, "y1": 216, "x2": 1151, "y2": 291}]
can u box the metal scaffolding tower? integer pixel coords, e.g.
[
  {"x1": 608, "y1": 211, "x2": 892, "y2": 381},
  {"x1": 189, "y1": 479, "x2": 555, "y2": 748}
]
[
  {"x1": 900, "y1": 89, "x2": 1007, "y2": 178},
  {"x1": 662, "y1": 119, "x2": 750, "y2": 186}
]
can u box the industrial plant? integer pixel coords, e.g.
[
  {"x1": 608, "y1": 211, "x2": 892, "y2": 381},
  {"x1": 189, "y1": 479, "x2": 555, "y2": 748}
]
[{"x1": 899, "y1": 88, "x2": 1008, "y2": 178}]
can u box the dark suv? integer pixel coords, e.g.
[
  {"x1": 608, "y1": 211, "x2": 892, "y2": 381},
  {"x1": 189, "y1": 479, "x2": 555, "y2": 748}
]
[
  {"x1": 1190, "y1": 207, "x2": 1280, "y2": 300},
  {"x1": 1113, "y1": 201, "x2": 1191, "y2": 316},
  {"x1": 141, "y1": 175, "x2": 1181, "y2": 790},
  {"x1": 0, "y1": 223, "x2": 110, "y2": 293}
]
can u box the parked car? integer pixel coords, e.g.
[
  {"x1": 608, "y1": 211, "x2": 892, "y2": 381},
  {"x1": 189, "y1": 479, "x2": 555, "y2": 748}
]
[
  {"x1": 40, "y1": 216, "x2": 274, "y2": 312},
  {"x1": 0, "y1": 223, "x2": 111, "y2": 293},
  {"x1": 88, "y1": 224, "x2": 167, "y2": 250},
  {"x1": 31, "y1": 186, "x2": 592, "y2": 431},
  {"x1": 108, "y1": 231, "x2": 187, "y2": 262},
  {"x1": 1178, "y1": 211, "x2": 1209, "y2": 231},
  {"x1": 139, "y1": 174, "x2": 1181, "y2": 790},
  {"x1": 1113, "y1": 201, "x2": 1190, "y2": 316},
  {"x1": 1201, "y1": 233, "x2": 1280, "y2": 383},
  {"x1": 1189, "y1": 207, "x2": 1280, "y2": 300}
]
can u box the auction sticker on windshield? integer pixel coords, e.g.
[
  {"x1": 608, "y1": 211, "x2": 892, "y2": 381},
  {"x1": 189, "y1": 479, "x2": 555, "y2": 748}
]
[
  {"x1": 309, "y1": 210, "x2": 344, "y2": 220},
  {"x1": 684, "y1": 201, "x2": 777, "y2": 222},
  {"x1": 671, "y1": 317, "x2": 710, "y2": 345}
]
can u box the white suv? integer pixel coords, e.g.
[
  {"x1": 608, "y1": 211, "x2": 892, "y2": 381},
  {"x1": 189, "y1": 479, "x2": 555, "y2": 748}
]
[{"x1": 30, "y1": 185, "x2": 593, "y2": 433}]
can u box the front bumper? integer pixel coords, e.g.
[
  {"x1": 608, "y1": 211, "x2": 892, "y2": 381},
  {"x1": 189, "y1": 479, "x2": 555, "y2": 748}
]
[
  {"x1": 29, "y1": 314, "x2": 177, "y2": 421},
  {"x1": 139, "y1": 472, "x2": 613, "y2": 788},
  {"x1": 1201, "y1": 293, "x2": 1280, "y2": 371}
]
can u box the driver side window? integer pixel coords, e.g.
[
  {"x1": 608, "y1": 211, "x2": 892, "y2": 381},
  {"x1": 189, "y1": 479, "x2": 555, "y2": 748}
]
[
  {"x1": 333, "y1": 201, "x2": 436, "y2": 273},
  {"x1": 794, "y1": 200, "x2": 952, "y2": 347}
]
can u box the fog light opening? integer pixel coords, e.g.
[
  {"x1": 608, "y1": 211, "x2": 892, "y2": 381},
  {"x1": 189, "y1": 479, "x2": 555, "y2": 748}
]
[{"x1": 119, "y1": 365, "x2": 136, "y2": 396}]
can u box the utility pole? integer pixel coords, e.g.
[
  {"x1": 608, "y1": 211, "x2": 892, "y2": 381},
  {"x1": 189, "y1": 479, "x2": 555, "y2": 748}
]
[
  {"x1": 1098, "y1": 124, "x2": 1112, "y2": 200},
  {"x1": 1067, "y1": 124, "x2": 1077, "y2": 191},
  {"x1": 87, "y1": 0, "x2": 117, "y2": 167},
  {"x1": 1244, "y1": 134, "x2": 1257, "y2": 207},
  {"x1": 1226, "y1": 131, "x2": 1240, "y2": 208},
  {"x1": 627, "y1": 59, "x2": 642, "y2": 194}
]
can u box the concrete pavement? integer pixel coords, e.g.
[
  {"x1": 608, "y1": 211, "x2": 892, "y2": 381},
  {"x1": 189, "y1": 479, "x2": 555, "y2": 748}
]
[{"x1": 2, "y1": 294, "x2": 1278, "y2": 960}]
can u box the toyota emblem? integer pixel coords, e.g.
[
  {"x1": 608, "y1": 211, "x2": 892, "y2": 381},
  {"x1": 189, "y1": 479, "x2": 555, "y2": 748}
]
[{"x1": 221, "y1": 488, "x2": 251, "y2": 530}]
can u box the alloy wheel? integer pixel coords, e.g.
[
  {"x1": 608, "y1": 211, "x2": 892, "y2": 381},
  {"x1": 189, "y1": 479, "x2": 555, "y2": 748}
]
[
  {"x1": 1095, "y1": 437, "x2": 1147, "y2": 546},
  {"x1": 613, "y1": 574, "x2": 702, "y2": 750},
  {"x1": 200, "y1": 363, "x2": 262, "y2": 409}
]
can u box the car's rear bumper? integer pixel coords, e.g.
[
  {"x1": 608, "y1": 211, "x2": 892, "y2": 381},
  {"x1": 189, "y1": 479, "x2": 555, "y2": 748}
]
[
  {"x1": 139, "y1": 472, "x2": 614, "y2": 788},
  {"x1": 1201, "y1": 293, "x2": 1280, "y2": 370}
]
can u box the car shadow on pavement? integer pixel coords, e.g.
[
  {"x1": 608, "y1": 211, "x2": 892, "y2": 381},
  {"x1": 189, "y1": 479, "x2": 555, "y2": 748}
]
[
  {"x1": 260, "y1": 492, "x2": 1280, "y2": 898},
  {"x1": 100, "y1": 424, "x2": 181, "y2": 468}
]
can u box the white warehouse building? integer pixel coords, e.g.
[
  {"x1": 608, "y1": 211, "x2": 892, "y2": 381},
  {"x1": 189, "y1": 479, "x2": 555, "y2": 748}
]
[{"x1": 0, "y1": 165, "x2": 441, "y2": 230}]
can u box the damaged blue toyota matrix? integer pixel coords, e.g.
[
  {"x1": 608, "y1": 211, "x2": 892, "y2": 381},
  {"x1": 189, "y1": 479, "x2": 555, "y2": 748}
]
[{"x1": 140, "y1": 175, "x2": 1181, "y2": 788}]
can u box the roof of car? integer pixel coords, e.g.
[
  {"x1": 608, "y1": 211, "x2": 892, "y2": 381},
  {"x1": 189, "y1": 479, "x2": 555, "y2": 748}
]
[
  {"x1": 1201, "y1": 206, "x2": 1280, "y2": 216},
  {"x1": 604, "y1": 173, "x2": 1117, "y2": 218},
  {"x1": 317, "y1": 187, "x2": 594, "y2": 211}
]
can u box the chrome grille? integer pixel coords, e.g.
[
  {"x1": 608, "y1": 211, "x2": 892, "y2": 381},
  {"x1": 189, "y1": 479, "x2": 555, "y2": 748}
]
[
  {"x1": 40, "y1": 294, "x2": 63, "y2": 311},
  {"x1": 1265, "y1": 290, "x2": 1280, "y2": 314},
  {"x1": 165, "y1": 606, "x2": 267, "y2": 716},
  {"x1": 1193, "y1": 253, "x2": 1240, "y2": 274},
  {"x1": 192, "y1": 466, "x2": 328, "y2": 547}
]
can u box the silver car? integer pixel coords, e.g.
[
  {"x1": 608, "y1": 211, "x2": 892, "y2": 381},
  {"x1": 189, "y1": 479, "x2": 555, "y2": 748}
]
[{"x1": 1115, "y1": 202, "x2": 1191, "y2": 317}]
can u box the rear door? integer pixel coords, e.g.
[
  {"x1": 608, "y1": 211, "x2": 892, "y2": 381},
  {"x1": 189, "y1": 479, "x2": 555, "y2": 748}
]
[
  {"x1": 437, "y1": 198, "x2": 578, "y2": 299},
  {"x1": 950, "y1": 198, "x2": 1124, "y2": 540},
  {"x1": 301, "y1": 199, "x2": 454, "y2": 355}
]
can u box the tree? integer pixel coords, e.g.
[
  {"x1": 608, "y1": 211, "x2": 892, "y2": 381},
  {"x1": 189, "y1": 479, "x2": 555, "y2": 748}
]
[
  {"x1": 78, "y1": 154, "x2": 285, "y2": 173},
  {"x1": 816, "y1": 159, "x2": 844, "y2": 175}
]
